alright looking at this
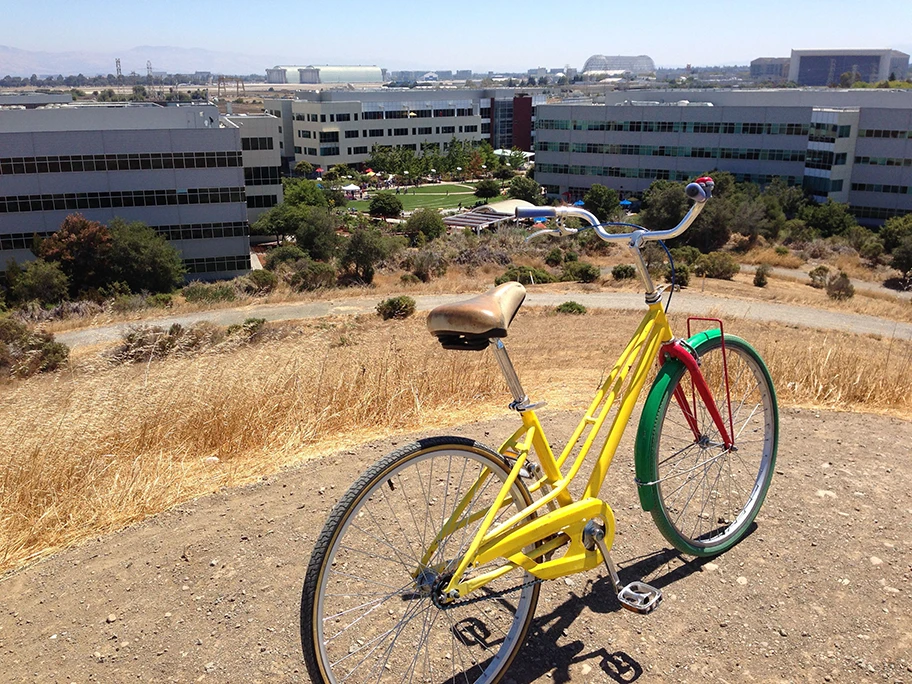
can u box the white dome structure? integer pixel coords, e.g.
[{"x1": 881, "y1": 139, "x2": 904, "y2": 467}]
[{"x1": 582, "y1": 55, "x2": 656, "y2": 75}]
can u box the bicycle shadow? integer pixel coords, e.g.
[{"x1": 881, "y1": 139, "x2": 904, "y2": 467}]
[{"x1": 504, "y1": 546, "x2": 715, "y2": 684}]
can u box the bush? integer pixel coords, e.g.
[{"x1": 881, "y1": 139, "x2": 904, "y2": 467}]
[
  {"x1": 665, "y1": 263, "x2": 691, "y2": 287},
  {"x1": 612, "y1": 264, "x2": 637, "y2": 280},
  {"x1": 405, "y1": 248, "x2": 448, "y2": 283},
  {"x1": 403, "y1": 208, "x2": 447, "y2": 246},
  {"x1": 244, "y1": 269, "x2": 279, "y2": 294},
  {"x1": 544, "y1": 248, "x2": 564, "y2": 267},
  {"x1": 555, "y1": 301, "x2": 586, "y2": 315},
  {"x1": 400, "y1": 273, "x2": 421, "y2": 285},
  {"x1": 284, "y1": 259, "x2": 337, "y2": 291},
  {"x1": 340, "y1": 227, "x2": 392, "y2": 284},
  {"x1": 826, "y1": 271, "x2": 855, "y2": 300},
  {"x1": 753, "y1": 263, "x2": 772, "y2": 288},
  {"x1": 774, "y1": 245, "x2": 790, "y2": 256},
  {"x1": 0, "y1": 317, "x2": 69, "y2": 377},
  {"x1": 669, "y1": 246, "x2": 702, "y2": 266},
  {"x1": 694, "y1": 252, "x2": 740, "y2": 280},
  {"x1": 182, "y1": 281, "x2": 237, "y2": 303},
  {"x1": 368, "y1": 192, "x2": 403, "y2": 219},
  {"x1": 264, "y1": 244, "x2": 308, "y2": 271},
  {"x1": 10, "y1": 259, "x2": 70, "y2": 306},
  {"x1": 376, "y1": 295, "x2": 416, "y2": 320},
  {"x1": 560, "y1": 260, "x2": 600, "y2": 283},
  {"x1": 494, "y1": 266, "x2": 556, "y2": 286},
  {"x1": 808, "y1": 265, "x2": 830, "y2": 289}
]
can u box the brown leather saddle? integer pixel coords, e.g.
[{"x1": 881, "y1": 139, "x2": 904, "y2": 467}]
[{"x1": 426, "y1": 282, "x2": 526, "y2": 350}]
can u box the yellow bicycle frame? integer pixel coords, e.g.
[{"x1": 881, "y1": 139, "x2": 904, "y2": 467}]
[{"x1": 432, "y1": 302, "x2": 675, "y2": 601}]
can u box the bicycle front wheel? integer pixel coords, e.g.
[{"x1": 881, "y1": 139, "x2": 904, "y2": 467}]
[
  {"x1": 301, "y1": 436, "x2": 539, "y2": 684},
  {"x1": 636, "y1": 332, "x2": 778, "y2": 557}
]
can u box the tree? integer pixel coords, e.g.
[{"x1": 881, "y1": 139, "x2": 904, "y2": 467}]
[
  {"x1": 282, "y1": 178, "x2": 329, "y2": 208},
  {"x1": 880, "y1": 214, "x2": 912, "y2": 253},
  {"x1": 294, "y1": 160, "x2": 315, "y2": 177},
  {"x1": 474, "y1": 180, "x2": 501, "y2": 201},
  {"x1": 893, "y1": 236, "x2": 912, "y2": 277},
  {"x1": 639, "y1": 180, "x2": 688, "y2": 232},
  {"x1": 340, "y1": 227, "x2": 391, "y2": 284},
  {"x1": 252, "y1": 202, "x2": 301, "y2": 242},
  {"x1": 107, "y1": 219, "x2": 186, "y2": 293},
  {"x1": 369, "y1": 192, "x2": 403, "y2": 219},
  {"x1": 583, "y1": 184, "x2": 620, "y2": 223},
  {"x1": 685, "y1": 197, "x2": 734, "y2": 252},
  {"x1": 763, "y1": 177, "x2": 808, "y2": 219},
  {"x1": 403, "y1": 208, "x2": 446, "y2": 246},
  {"x1": 10, "y1": 259, "x2": 69, "y2": 305},
  {"x1": 800, "y1": 200, "x2": 857, "y2": 238},
  {"x1": 507, "y1": 176, "x2": 542, "y2": 205},
  {"x1": 294, "y1": 207, "x2": 342, "y2": 261},
  {"x1": 494, "y1": 166, "x2": 515, "y2": 182},
  {"x1": 39, "y1": 214, "x2": 113, "y2": 296}
]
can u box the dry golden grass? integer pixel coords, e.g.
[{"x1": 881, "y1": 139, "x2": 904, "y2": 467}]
[
  {"x1": 2, "y1": 307, "x2": 911, "y2": 575},
  {"x1": 738, "y1": 247, "x2": 806, "y2": 269}
]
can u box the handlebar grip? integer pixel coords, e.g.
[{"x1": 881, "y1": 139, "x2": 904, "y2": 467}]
[
  {"x1": 515, "y1": 207, "x2": 558, "y2": 219},
  {"x1": 684, "y1": 183, "x2": 706, "y2": 203}
]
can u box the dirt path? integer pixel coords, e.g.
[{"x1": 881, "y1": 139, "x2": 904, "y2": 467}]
[
  {"x1": 2, "y1": 408, "x2": 909, "y2": 683},
  {"x1": 56, "y1": 291, "x2": 912, "y2": 350}
]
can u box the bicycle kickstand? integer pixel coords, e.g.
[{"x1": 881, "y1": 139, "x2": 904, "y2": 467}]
[{"x1": 583, "y1": 521, "x2": 662, "y2": 615}]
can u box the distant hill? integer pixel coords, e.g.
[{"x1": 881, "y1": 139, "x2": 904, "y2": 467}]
[{"x1": 0, "y1": 45, "x2": 276, "y2": 77}]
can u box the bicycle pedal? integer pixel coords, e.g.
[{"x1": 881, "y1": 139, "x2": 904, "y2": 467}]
[{"x1": 617, "y1": 581, "x2": 662, "y2": 614}]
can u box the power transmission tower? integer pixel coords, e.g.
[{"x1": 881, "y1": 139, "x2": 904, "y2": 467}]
[{"x1": 115, "y1": 58, "x2": 122, "y2": 81}]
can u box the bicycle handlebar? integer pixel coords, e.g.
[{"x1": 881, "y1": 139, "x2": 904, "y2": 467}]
[{"x1": 516, "y1": 177, "x2": 714, "y2": 243}]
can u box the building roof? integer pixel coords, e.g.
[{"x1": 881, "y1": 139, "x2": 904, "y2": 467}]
[
  {"x1": 442, "y1": 199, "x2": 534, "y2": 232},
  {"x1": 268, "y1": 65, "x2": 384, "y2": 84},
  {"x1": 583, "y1": 55, "x2": 656, "y2": 74}
]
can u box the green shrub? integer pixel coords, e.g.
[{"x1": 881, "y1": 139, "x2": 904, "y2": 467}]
[
  {"x1": 227, "y1": 317, "x2": 266, "y2": 338},
  {"x1": 284, "y1": 259, "x2": 337, "y2": 291},
  {"x1": 0, "y1": 317, "x2": 69, "y2": 377},
  {"x1": 544, "y1": 248, "x2": 564, "y2": 267},
  {"x1": 10, "y1": 259, "x2": 69, "y2": 306},
  {"x1": 560, "y1": 260, "x2": 600, "y2": 283},
  {"x1": 808, "y1": 265, "x2": 830, "y2": 289},
  {"x1": 494, "y1": 266, "x2": 557, "y2": 286},
  {"x1": 665, "y1": 263, "x2": 691, "y2": 287},
  {"x1": 826, "y1": 271, "x2": 855, "y2": 300},
  {"x1": 376, "y1": 295, "x2": 416, "y2": 320},
  {"x1": 182, "y1": 281, "x2": 237, "y2": 303},
  {"x1": 694, "y1": 252, "x2": 740, "y2": 280},
  {"x1": 774, "y1": 245, "x2": 790, "y2": 256},
  {"x1": 147, "y1": 293, "x2": 173, "y2": 308},
  {"x1": 400, "y1": 273, "x2": 421, "y2": 285},
  {"x1": 564, "y1": 250, "x2": 579, "y2": 263},
  {"x1": 245, "y1": 269, "x2": 278, "y2": 294},
  {"x1": 612, "y1": 264, "x2": 637, "y2": 280},
  {"x1": 555, "y1": 301, "x2": 586, "y2": 315},
  {"x1": 264, "y1": 244, "x2": 308, "y2": 271},
  {"x1": 753, "y1": 263, "x2": 772, "y2": 288}
]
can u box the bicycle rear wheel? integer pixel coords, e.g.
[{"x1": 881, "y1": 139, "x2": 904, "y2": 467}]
[
  {"x1": 301, "y1": 436, "x2": 539, "y2": 684},
  {"x1": 636, "y1": 332, "x2": 778, "y2": 556}
]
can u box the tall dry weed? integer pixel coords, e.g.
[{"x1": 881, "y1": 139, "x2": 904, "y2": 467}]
[{"x1": 1, "y1": 309, "x2": 910, "y2": 573}]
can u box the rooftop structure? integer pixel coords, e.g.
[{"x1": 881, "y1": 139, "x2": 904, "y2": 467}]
[
  {"x1": 265, "y1": 65, "x2": 385, "y2": 84},
  {"x1": 789, "y1": 49, "x2": 909, "y2": 86},
  {"x1": 582, "y1": 55, "x2": 656, "y2": 76}
]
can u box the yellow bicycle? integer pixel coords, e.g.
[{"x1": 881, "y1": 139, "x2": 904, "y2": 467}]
[{"x1": 301, "y1": 177, "x2": 779, "y2": 683}]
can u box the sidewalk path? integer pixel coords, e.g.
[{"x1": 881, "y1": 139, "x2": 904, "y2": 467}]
[{"x1": 57, "y1": 290, "x2": 912, "y2": 350}]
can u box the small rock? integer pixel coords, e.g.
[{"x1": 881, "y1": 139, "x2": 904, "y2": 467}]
[
  {"x1": 869, "y1": 556, "x2": 883, "y2": 566},
  {"x1": 816, "y1": 490, "x2": 837, "y2": 499},
  {"x1": 703, "y1": 562, "x2": 719, "y2": 573},
  {"x1": 779, "y1": 628, "x2": 788, "y2": 637},
  {"x1": 581, "y1": 664, "x2": 592, "y2": 676},
  {"x1": 204, "y1": 662, "x2": 216, "y2": 673},
  {"x1": 736, "y1": 576, "x2": 748, "y2": 586},
  {"x1": 106, "y1": 614, "x2": 117, "y2": 624},
  {"x1": 204, "y1": 456, "x2": 219, "y2": 464}
]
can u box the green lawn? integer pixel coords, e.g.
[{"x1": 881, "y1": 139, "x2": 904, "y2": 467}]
[
  {"x1": 349, "y1": 192, "x2": 477, "y2": 212},
  {"x1": 406, "y1": 183, "x2": 475, "y2": 195}
]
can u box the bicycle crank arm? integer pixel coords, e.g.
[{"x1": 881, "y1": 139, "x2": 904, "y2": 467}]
[{"x1": 584, "y1": 520, "x2": 663, "y2": 615}]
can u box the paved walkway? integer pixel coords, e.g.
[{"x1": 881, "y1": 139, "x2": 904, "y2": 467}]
[{"x1": 57, "y1": 290, "x2": 912, "y2": 350}]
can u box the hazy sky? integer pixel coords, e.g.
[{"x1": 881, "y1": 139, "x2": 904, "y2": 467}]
[{"x1": 7, "y1": 0, "x2": 912, "y2": 71}]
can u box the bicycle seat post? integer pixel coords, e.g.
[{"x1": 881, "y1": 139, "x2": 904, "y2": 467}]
[
  {"x1": 628, "y1": 234, "x2": 661, "y2": 305},
  {"x1": 491, "y1": 338, "x2": 543, "y2": 412}
]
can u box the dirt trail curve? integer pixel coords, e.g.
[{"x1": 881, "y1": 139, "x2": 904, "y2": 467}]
[
  {"x1": 1, "y1": 408, "x2": 910, "y2": 682},
  {"x1": 57, "y1": 291, "x2": 912, "y2": 350}
]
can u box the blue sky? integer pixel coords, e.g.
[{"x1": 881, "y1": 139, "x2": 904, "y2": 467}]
[{"x1": 7, "y1": 0, "x2": 912, "y2": 71}]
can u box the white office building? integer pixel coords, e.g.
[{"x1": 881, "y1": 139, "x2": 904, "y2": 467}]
[
  {"x1": 221, "y1": 112, "x2": 284, "y2": 223},
  {"x1": 0, "y1": 102, "x2": 251, "y2": 278},
  {"x1": 534, "y1": 89, "x2": 912, "y2": 225}
]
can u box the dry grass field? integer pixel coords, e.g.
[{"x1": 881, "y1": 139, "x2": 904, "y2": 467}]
[{"x1": 1, "y1": 306, "x2": 911, "y2": 575}]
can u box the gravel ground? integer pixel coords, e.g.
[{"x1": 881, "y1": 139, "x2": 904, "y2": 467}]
[{"x1": 1, "y1": 407, "x2": 910, "y2": 683}]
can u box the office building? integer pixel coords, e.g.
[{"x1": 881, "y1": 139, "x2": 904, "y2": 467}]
[
  {"x1": 789, "y1": 49, "x2": 909, "y2": 86},
  {"x1": 264, "y1": 89, "x2": 547, "y2": 171},
  {"x1": 0, "y1": 102, "x2": 251, "y2": 278},
  {"x1": 534, "y1": 89, "x2": 912, "y2": 225},
  {"x1": 582, "y1": 55, "x2": 656, "y2": 78},
  {"x1": 221, "y1": 112, "x2": 284, "y2": 223}
]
